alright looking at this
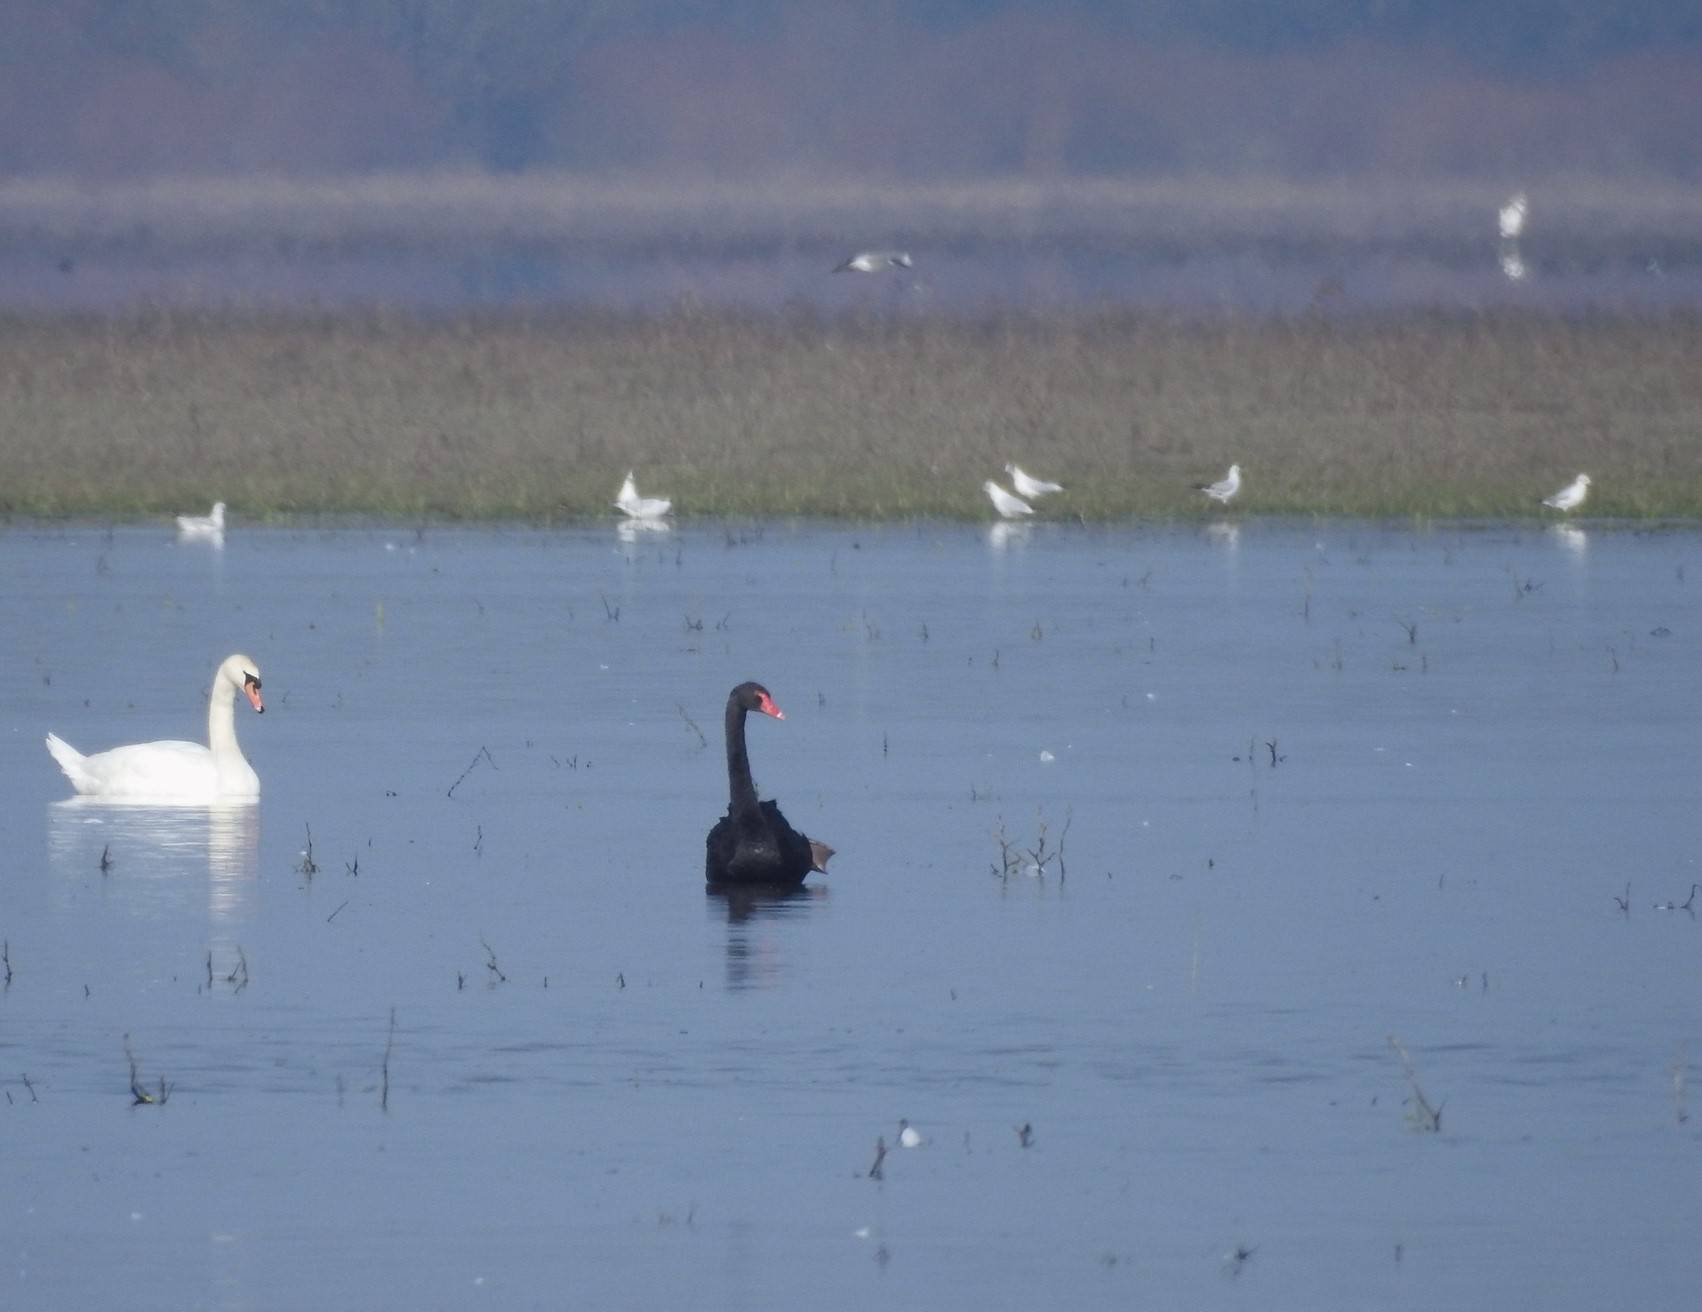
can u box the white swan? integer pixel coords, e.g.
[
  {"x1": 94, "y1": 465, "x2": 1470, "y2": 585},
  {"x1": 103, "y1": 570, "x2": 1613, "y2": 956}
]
[
  {"x1": 1006, "y1": 463, "x2": 1063, "y2": 498},
  {"x1": 834, "y1": 250, "x2": 913, "y2": 274},
  {"x1": 984, "y1": 480, "x2": 1034, "y2": 519},
  {"x1": 176, "y1": 501, "x2": 226, "y2": 537},
  {"x1": 614, "y1": 471, "x2": 672, "y2": 520},
  {"x1": 45, "y1": 654, "x2": 265, "y2": 803},
  {"x1": 1542, "y1": 473, "x2": 1590, "y2": 512},
  {"x1": 1196, "y1": 464, "x2": 1242, "y2": 504}
]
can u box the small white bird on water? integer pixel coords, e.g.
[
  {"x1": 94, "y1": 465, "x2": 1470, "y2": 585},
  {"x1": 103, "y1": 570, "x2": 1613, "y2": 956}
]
[
  {"x1": 614, "y1": 471, "x2": 672, "y2": 520},
  {"x1": 984, "y1": 480, "x2": 1034, "y2": 520},
  {"x1": 176, "y1": 501, "x2": 225, "y2": 536},
  {"x1": 1195, "y1": 464, "x2": 1242, "y2": 505},
  {"x1": 1005, "y1": 463, "x2": 1063, "y2": 498},
  {"x1": 1499, "y1": 192, "x2": 1529, "y2": 241},
  {"x1": 1542, "y1": 472, "x2": 1590, "y2": 512},
  {"x1": 834, "y1": 250, "x2": 912, "y2": 274},
  {"x1": 898, "y1": 1119, "x2": 924, "y2": 1149}
]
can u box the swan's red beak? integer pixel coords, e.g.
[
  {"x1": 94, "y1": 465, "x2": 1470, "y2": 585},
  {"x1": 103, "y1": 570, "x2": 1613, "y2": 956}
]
[
  {"x1": 244, "y1": 677, "x2": 265, "y2": 714},
  {"x1": 756, "y1": 691, "x2": 785, "y2": 720}
]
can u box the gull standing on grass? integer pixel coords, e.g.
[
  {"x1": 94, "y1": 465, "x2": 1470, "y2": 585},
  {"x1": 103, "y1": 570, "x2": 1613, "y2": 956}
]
[
  {"x1": 176, "y1": 501, "x2": 226, "y2": 537},
  {"x1": 984, "y1": 481, "x2": 1034, "y2": 520},
  {"x1": 834, "y1": 251, "x2": 912, "y2": 274},
  {"x1": 614, "y1": 471, "x2": 672, "y2": 520},
  {"x1": 1195, "y1": 464, "x2": 1242, "y2": 505},
  {"x1": 1005, "y1": 463, "x2": 1063, "y2": 499},
  {"x1": 1542, "y1": 473, "x2": 1590, "y2": 512}
]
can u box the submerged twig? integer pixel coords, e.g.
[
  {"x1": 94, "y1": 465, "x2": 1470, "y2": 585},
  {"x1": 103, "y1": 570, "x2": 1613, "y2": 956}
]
[
  {"x1": 381, "y1": 1007, "x2": 396, "y2": 1113},
  {"x1": 480, "y1": 935, "x2": 508, "y2": 985},
  {"x1": 1387, "y1": 1034, "x2": 1443, "y2": 1132},
  {"x1": 124, "y1": 1034, "x2": 169, "y2": 1106},
  {"x1": 676, "y1": 703, "x2": 707, "y2": 748},
  {"x1": 1223, "y1": 1244, "x2": 1258, "y2": 1278},
  {"x1": 992, "y1": 818, "x2": 1021, "y2": 882},
  {"x1": 867, "y1": 1136, "x2": 887, "y2": 1180},
  {"x1": 446, "y1": 746, "x2": 496, "y2": 799},
  {"x1": 99, "y1": 843, "x2": 113, "y2": 873},
  {"x1": 297, "y1": 823, "x2": 319, "y2": 876}
]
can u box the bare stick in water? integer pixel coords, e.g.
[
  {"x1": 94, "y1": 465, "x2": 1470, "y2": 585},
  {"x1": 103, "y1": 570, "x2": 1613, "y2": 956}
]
[
  {"x1": 447, "y1": 746, "x2": 496, "y2": 798},
  {"x1": 124, "y1": 1034, "x2": 169, "y2": 1106},
  {"x1": 1387, "y1": 1034, "x2": 1443, "y2": 1132},
  {"x1": 676, "y1": 703, "x2": 707, "y2": 748},
  {"x1": 297, "y1": 823, "x2": 318, "y2": 876},
  {"x1": 381, "y1": 1007, "x2": 396, "y2": 1113},
  {"x1": 480, "y1": 936, "x2": 508, "y2": 985}
]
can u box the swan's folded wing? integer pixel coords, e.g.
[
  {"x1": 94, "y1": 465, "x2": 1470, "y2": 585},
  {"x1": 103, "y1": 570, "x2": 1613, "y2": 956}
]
[{"x1": 78, "y1": 740, "x2": 220, "y2": 800}]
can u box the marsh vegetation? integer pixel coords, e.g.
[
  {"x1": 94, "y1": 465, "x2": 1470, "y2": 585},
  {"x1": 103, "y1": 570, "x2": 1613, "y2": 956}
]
[{"x1": 4, "y1": 307, "x2": 1701, "y2": 519}]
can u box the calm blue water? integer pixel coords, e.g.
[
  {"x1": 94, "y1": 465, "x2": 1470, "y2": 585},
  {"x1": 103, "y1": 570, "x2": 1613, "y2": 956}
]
[{"x1": 2, "y1": 518, "x2": 1700, "y2": 1309}]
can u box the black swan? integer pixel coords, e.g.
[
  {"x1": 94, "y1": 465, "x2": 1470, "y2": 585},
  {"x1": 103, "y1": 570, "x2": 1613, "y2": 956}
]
[{"x1": 705, "y1": 682, "x2": 834, "y2": 886}]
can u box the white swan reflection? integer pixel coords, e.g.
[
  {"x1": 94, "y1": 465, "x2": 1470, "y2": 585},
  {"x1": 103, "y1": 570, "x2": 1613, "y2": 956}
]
[{"x1": 47, "y1": 799, "x2": 260, "y2": 932}]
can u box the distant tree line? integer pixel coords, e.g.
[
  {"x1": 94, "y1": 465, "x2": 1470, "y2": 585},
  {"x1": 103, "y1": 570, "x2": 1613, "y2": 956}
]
[{"x1": 3, "y1": 0, "x2": 1698, "y2": 178}]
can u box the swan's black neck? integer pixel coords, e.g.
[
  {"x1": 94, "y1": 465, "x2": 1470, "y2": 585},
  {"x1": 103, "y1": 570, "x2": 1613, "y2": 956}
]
[{"x1": 725, "y1": 696, "x2": 760, "y2": 816}]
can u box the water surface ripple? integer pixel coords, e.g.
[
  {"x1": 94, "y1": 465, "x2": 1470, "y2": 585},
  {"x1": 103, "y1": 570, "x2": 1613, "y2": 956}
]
[{"x1": 3, "y1": 519, "x2": 1699, "y2": 1309}]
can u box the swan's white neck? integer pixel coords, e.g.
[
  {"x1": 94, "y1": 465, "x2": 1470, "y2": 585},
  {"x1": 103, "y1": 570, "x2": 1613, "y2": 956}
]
[{"x1": 207, "y1": 666, "x2": 249, "y2": 773}]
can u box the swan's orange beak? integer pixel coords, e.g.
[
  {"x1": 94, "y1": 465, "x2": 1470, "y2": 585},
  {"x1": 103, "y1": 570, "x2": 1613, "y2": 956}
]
[
  {"x1": 756, "y1": 691, "x2": 785, "y2": 719},
  {"x1": 244, "y1": 676, "x2": 265, "y2": 714}
]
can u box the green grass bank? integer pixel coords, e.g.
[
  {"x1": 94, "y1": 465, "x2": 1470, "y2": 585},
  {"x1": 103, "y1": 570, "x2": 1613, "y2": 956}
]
[{"x1": 3, "y1": 307, "x2": 1700, "y2": 520}]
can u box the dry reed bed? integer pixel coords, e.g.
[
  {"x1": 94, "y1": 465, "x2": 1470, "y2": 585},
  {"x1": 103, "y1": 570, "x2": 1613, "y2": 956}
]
[{"x1": 3, "y1": 308, "x2": 1700, "y2": 519}]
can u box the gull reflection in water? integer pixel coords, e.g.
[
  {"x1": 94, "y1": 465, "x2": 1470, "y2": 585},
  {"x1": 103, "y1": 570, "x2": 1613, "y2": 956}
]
[
  {"x1": 1204, "y1": 520, "x2": 1240, "y2": 551},
  {"x1": 617, "y1": 517, "x2": 673, "y2": 545},
  {"x1": 707, "y1": 883, "x2": 825, "y2": 991},
  {"x1": 47, "y1": 800, "x2": 260, "y2": 936},
  {"x1": 987, "y1": 521, "x2": 1032, "y2": 552},
  {"x1": 1551, "y1": 523, "x2": 1588, "y2": 558}
]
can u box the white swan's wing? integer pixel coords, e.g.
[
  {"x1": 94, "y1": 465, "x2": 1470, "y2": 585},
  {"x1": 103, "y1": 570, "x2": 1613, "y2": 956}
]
[{"x1": 50, "y1": 739, "x2": 222, "y2": 801}]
